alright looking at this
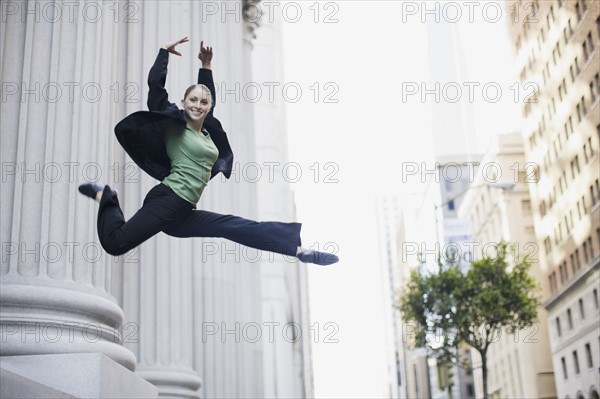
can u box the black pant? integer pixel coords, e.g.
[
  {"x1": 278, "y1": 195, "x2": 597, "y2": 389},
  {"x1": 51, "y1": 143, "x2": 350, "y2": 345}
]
[{"x1": 97, "y1": 183, "x2": 302, "y2": 257}]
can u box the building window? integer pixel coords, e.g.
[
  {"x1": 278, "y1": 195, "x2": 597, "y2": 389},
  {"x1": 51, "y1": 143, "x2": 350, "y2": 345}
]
[
  {"x1": 573, "y1": 350, "x2": 580, "y2": 374},
  {"x1": 569, "y1": 210, "x2": 574, "y2": 229},
  {"x1": 560, "y1": 261, "x2": 569, "y2": 283},
  {"x1": 549, "y1": 272, "x2": 558, "y2": 293},
  {"x1": 583, "y1": 241, "x2": 589, "y2": 263},
  {"x1": 585, "y1": 343, "x2": 593, "y2": 368},
  {"x1": 577, "y1": 97, "x2": 588, "y2": 121},
  {"x1": 562, "y1": 356, "x2": 568, "y2": 379},
  {"x1": 567, "y1": 308, "x2": 573, "y2": 329},
  {"x1": 593, "y1": 288, "x2": 599, "y2": 309},
  {"x1": 591, "y1": 74, "x2": 600, "y2": 103},
  {"x1": 587, "y1": 32, "x2": 595, "y2": 54},
  {"x1": 591, "y1": 185, "x2": 596, "y2": 206},
  {"x1": 579, "y1": 298, "x2": 585, "y2": 319},
  {"x1": 576, "y1": 0, "x2": 588, "y2": 19},
  {"x1": 556, "y1": 317, "x2": 562, "y2": 336},
  {"x1": 588, "y1": 236, "x2": 594, "y2": 260},
  {"x1": 541, "y1": 200, "x2": 547, "y2": 216},
  {"x1": 553, "y1": 45, "x2": 559, "y2": 65},
  {"x1": 583, "y1": 137, "x2": 594, "y2": 163},
  {"x1": 544, "y1": 237, "x2": 552, "y2": 254},
  {"x1": 575, "y1": 249, "x2": 581, "y2": 270},
  {"x1": 571, "y1": 157, "x2": 580, "y2": 179}
]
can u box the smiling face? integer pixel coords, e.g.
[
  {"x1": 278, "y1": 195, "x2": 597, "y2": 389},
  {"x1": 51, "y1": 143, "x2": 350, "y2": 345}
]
[{"x1": 181, "y1": 85, "x2": 212, "y2": 124}]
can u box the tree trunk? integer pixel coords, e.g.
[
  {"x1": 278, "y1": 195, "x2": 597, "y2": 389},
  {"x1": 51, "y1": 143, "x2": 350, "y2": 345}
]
[{"x1": 481, "y1": 351, "x2": 488, "y2": 399}]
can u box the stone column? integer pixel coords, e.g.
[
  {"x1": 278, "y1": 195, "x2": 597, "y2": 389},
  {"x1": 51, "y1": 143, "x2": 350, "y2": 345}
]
[
  {"x1": 0, "y1": 1, "x2": 154, "y2": 396},
  {"x1": 251, "y1": 10, "x2": 314, "y2": 399}
]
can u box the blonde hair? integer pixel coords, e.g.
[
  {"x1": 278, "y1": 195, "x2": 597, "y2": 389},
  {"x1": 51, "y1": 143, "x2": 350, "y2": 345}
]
[{"x1": 183, "y1": 84, "x2": 212, "y2": 107}]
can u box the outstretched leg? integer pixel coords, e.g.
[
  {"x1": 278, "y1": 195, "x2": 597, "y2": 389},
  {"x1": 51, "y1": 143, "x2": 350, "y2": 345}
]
[
  {"x1": 162, "y1": 210, "x2": 302, "y2": 257},
  {"x1": 95, "y1": 184, "x2": 193, "y2": 256}
]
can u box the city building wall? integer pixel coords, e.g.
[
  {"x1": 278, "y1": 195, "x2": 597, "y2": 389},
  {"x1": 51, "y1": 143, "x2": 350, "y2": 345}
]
[
  {"x1": 505, "y1": 0, "x2": 600, "y2": 396},
  {"x1": 459, "y1": 133, "x2": 556, "y2": 399}
]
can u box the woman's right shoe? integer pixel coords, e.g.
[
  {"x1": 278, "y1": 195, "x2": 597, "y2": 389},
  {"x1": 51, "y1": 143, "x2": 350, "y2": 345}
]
[{"x1": 78, "y1": 183, "x2": 111, "y2": 200}]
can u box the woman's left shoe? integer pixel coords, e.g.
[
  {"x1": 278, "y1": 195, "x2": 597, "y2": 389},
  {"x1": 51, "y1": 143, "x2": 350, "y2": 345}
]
[
  {"x1": 78, "y1": 183, "x2": 117, "y2": 200},
  {"x1": 297, "y1": 250, "x2": 339, "y2": 266},
  {"x1": 78, "y1": 183, "x2": 105, "y2": 200}
]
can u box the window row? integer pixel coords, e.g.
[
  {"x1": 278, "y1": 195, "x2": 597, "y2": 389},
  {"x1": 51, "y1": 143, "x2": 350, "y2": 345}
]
[
  {"x1": 527, "y1": 13, "x2": 595, "y2": 87},
  {"x1": 537, "y1": 45, "x2": 595, "y2": 123},
  {"x1": 516, "y1": 0, "x2": 597, "y2": 56},
  {"x1": 544, "y1": 181, "x2": 599, "y2": 246},
  {"x1": 539, "y1": 159, "x2": 599, "y2": 220},
  {"x1": 555, "y1": 289, "x2": 598, "y2": 338},
  {"x1": 548, "y1": 229, "x2": 600, "y2": 294},
  {"x1": 536, "y1": 113, "x2": 597, "y2": 179},
  {"x1": 560, "y1": 340, "x2": 596, "y2": 380}
]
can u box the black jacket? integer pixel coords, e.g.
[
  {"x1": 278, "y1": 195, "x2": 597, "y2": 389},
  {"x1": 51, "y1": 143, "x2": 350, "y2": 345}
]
[{"x1": 114, "y1": 48, "x2": 234, "y2": 181}]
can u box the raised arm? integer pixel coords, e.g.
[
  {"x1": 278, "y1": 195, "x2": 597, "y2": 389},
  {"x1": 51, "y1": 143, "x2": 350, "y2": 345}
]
[
  {"x1": 147, "y1": 37, "x2": 189, "y2": 112},
  {"x1": 197, "y1": 41, "x2": 217, "y2": 115}
]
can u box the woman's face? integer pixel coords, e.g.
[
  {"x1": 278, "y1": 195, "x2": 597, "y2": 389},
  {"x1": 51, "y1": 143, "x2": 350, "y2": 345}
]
[{"x1": 181, "y1": 86, "x2": 211, "y2": 123}]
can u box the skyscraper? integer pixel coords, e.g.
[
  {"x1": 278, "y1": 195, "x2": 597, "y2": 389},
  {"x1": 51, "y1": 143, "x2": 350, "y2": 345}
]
[{"x1": 506, "y1": 1, "x2": 600, "y2": 397}]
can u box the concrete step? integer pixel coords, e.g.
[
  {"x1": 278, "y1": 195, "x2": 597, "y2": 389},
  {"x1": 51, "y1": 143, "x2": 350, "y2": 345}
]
[{"x1": 0, "y1": 367, "x2": 75, "y2": 398}]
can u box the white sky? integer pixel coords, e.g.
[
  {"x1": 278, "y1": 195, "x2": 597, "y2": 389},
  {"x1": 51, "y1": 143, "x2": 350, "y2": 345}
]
[{"x1": 280, "y1": 1, "x2": 521, "y2": 397}]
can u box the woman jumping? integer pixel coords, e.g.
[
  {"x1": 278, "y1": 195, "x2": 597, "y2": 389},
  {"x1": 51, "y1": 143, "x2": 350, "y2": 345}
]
[{"x1": 78, "y1": 37, "x2": 339, "y2": 266}]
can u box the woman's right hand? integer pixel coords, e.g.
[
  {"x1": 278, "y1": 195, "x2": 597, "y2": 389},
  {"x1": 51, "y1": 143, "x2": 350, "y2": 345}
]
[{"x1": 162, "y1": 37, "x2": 189, "y2": 56}]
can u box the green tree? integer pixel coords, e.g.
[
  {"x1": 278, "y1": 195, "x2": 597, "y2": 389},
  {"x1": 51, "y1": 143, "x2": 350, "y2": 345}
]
[{"x1": 399, "y1": 242, "x2": 540, "y2": 399}]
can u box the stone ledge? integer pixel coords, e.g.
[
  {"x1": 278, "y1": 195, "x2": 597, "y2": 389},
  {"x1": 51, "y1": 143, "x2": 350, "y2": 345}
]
[{"x1": 0, "y1": 353, "x2": 158, "y2": 398}]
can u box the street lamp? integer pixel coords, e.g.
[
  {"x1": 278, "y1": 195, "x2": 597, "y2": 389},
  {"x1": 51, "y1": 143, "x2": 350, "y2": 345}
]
[{"x1": 434, "y1": 181, "x2": 516, "y2": 245}]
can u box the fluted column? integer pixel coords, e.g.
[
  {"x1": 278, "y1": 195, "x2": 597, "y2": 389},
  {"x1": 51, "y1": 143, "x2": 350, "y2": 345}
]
[
  {"x1": 1, "y1": 0, "x2": 136, "y2": 370},
  {"x1": 251, "y1": 11, "x2": 313, "y2": 399}
]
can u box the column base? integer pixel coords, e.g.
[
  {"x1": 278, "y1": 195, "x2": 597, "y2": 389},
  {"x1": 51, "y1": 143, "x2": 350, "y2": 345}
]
[{"x1": 0, "y1": 353, "x2": 158, "y2": 398}]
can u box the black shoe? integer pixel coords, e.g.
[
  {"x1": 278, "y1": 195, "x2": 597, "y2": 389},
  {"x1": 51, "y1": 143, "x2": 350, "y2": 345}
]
[
  {"x1": 78, "y1": 183, "x2": 112, "y2": 200},
  {"x1": 297, "y1": 250, "x2": 339, "y2": 266}
]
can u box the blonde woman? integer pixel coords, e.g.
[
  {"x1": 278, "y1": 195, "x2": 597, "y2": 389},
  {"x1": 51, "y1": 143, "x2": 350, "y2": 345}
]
[{"x1": 79, "y1": 37, "x2": 338, "y2": 266}]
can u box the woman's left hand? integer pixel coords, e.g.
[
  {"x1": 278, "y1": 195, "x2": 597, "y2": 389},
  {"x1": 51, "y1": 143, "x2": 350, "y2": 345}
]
[{"x1": 198, "y1": 41, "x2": 213, "y2": 67}]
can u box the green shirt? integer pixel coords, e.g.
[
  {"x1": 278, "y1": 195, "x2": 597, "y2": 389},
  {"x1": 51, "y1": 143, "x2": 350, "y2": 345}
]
[{"x1": 162, "y1": 125, "x2": 219, "y2": 205}]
